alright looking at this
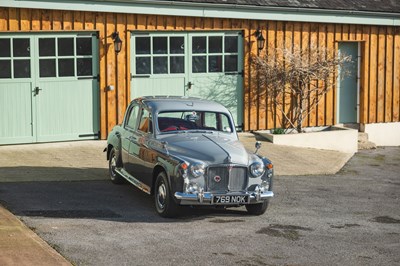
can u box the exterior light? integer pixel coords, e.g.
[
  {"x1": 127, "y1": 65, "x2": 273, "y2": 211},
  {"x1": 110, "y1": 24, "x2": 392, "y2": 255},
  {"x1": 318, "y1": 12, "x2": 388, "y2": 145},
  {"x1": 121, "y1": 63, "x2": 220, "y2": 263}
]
[
  {"x1": 254, "y1": 29, "x2": 265, "y2": 51},
  {"x1": 112, "y1": 31, "x2": 122, "y2": 54}
]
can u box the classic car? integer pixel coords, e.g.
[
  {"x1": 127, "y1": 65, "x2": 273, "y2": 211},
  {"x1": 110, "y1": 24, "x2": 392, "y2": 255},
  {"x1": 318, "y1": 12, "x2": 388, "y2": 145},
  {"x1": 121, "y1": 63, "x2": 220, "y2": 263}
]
[{"x1": 105, "y1": 96, "x2": 274, "y2": 217}]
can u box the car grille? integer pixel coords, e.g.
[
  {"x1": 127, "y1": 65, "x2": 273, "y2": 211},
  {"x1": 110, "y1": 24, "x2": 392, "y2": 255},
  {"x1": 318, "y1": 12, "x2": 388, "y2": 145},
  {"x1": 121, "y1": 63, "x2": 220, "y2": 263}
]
[{"x1": 206, "y1": 166, "x2": 248, "y2": 192}]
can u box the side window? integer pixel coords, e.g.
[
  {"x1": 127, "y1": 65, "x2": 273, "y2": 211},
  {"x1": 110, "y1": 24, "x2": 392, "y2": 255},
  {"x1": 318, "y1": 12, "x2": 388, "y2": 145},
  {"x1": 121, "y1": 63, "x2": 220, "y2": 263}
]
[
  {"x1": 138, "y1": 109, "x2": 153, "y2": 133},
  {"x1": 125, "y1": 105, "x2": 139, "y2": 130},
  {"x1": 220, "y1": 114, "x2": 232, "y2": 132}
]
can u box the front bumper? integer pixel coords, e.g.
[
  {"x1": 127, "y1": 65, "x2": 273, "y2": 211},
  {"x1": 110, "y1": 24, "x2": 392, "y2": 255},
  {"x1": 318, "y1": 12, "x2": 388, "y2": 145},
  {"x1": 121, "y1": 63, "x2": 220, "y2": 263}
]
[{"x1": 174, "y1": 190, "x2": 274, "y2": 205}]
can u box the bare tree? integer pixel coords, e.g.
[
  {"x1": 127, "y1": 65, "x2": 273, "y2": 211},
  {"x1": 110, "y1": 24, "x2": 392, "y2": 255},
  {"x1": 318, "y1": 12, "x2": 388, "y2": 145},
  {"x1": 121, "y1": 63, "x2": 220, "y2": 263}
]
[{"x1": 253, "y1": 45, "x2": 352, "y2": 133}]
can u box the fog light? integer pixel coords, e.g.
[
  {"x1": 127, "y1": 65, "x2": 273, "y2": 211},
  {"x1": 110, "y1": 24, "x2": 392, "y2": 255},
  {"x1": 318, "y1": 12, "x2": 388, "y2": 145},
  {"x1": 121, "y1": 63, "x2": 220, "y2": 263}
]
[
  {"x1": 187, "y1": 182, "x2": 199, "y2": 193},
  {"x1": 261, "y1": 181, "x2": 269, "y2": 191}
]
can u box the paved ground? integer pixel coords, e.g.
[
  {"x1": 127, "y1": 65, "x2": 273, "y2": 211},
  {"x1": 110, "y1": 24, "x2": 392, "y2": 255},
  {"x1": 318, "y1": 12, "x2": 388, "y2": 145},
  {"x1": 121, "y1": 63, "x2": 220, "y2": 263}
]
[{"x1": 0, "y1": 139, "x2": 399, "y2": 265}]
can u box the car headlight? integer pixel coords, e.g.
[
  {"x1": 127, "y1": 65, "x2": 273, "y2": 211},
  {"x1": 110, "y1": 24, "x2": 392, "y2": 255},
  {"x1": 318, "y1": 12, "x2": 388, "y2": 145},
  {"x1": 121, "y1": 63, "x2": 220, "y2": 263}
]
[
  {"x1": 190, "y1": 163, "x2": 205, "y2": 177},
  {"x1": 250, "y1": 162, "x2": 265, "y2": 177}
]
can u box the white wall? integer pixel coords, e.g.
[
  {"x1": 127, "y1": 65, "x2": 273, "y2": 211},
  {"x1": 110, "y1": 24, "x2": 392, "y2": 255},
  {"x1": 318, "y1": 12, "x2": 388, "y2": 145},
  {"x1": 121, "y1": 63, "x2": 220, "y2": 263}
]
[{"x1": 362, "y1": 122, "x2": 400, "y2": 146}]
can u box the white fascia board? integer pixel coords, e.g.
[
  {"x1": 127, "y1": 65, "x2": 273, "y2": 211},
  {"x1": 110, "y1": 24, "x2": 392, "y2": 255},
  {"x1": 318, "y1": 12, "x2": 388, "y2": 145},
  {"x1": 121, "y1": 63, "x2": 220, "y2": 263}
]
[{"x1": 1, "y1": 0, "x2": 399, "y2": 26}]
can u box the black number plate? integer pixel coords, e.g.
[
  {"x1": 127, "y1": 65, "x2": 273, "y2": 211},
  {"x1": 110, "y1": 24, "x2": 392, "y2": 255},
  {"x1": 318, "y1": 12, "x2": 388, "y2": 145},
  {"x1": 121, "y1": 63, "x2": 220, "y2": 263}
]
[{"x1": 212, "y1": 195, "x2": 250, "y2": 205}]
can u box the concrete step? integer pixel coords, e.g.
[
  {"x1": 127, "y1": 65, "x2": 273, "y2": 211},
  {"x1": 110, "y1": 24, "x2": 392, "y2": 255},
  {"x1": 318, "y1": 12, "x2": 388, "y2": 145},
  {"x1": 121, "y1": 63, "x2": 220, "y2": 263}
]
[{"x1": 358, "y1": 132, "x2": 377, "y2": 150}]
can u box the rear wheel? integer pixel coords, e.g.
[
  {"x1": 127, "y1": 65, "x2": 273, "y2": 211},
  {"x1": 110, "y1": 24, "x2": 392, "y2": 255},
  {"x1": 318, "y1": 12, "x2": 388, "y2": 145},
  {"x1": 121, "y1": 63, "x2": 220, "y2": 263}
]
[
  {"x1": 154, "y1": 172, "x2": 179, "y2": 218},
  {"x1": 245, "y1": 200, "x2": 269, "y2": 215},
  {"x1": 109, "y1": 147, "x2": 125, "y2": 184}
]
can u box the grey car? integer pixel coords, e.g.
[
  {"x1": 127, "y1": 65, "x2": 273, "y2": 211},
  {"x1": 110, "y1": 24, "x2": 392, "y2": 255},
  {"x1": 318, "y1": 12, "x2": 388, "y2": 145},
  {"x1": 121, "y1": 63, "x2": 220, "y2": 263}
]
[{"x1": 105, "y1": 96, "x2": 274, "y2": 217}]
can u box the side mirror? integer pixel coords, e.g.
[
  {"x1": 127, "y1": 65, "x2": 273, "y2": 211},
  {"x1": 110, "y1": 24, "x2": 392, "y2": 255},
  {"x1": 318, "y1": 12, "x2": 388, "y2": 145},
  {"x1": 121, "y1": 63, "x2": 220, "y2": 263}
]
[{"x1": 255, "y1": 141, "x2": 261, "y2": 154}]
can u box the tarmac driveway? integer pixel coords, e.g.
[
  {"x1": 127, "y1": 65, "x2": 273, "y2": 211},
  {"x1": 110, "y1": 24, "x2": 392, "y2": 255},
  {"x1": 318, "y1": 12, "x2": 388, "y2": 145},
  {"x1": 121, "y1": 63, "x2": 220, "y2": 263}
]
[{"x1": 0, "y1": 146, "x2": 399, "y2": 265}]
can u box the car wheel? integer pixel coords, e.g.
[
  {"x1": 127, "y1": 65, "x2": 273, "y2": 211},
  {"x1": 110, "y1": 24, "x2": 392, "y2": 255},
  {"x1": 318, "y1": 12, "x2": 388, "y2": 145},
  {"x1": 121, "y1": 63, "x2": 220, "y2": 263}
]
[
  {"x1": 245, "y1": 200, "x2": 269, "y2": 215},
  {"x1": 154, "y1": 172, "x2": 179, "y2": 218},
  {"x1": 109, "y1": 147, "x2": 125, "y2": 184}
]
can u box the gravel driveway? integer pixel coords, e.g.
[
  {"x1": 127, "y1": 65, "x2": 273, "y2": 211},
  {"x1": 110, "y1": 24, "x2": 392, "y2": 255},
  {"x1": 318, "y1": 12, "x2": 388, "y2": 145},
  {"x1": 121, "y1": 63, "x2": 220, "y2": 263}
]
[{"x1": 0, "y1": 147, "x2": 399, "y2": 266}]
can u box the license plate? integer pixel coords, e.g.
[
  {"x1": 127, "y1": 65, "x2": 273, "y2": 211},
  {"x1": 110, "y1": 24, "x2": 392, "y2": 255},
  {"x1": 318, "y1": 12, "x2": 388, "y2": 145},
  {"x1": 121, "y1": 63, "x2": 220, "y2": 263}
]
[{"x1": 212, "y1": 195, "x2": 249, "y2": 204}]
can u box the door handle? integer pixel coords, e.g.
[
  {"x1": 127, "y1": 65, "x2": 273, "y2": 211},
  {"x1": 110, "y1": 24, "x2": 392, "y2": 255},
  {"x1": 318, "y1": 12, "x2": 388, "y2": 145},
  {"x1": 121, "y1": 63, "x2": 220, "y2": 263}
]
[
  {"x1": 186, "y1": 81, "x2": 194, "y2": 91},
  {"x1": 34, "y1": 87, "x2": 42, "y2": 96}
]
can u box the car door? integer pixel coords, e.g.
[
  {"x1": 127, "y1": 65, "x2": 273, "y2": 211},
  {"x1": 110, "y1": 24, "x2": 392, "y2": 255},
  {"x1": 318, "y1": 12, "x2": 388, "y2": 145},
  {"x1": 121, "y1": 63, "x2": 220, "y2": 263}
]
[
  {"x1": 121, "y1": 103, "x2": 140, "y2": 175},
  {"x1": 128, "y1": 107, "x2": 155, "y2": 187}
]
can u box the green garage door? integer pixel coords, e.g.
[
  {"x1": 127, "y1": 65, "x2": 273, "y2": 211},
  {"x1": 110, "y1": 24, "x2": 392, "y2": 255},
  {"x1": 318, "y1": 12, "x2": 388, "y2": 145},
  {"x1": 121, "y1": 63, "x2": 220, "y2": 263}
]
[
  {"x1": 0, "y1": 33, "x2": 99, "y2": 145},
  {"x1": 130, "y1": 31, "x2": 244, "y2": 128}
]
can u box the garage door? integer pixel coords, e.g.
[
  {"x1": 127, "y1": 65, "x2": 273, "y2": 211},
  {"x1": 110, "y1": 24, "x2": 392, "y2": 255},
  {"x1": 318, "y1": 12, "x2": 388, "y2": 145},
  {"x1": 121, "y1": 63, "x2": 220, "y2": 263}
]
[
  {"x1": 0, "y1": 33, "x2": 99, "y2": 145},
  {"x1": 130, "y1": 31, "x2": 244, "y2": 129}
]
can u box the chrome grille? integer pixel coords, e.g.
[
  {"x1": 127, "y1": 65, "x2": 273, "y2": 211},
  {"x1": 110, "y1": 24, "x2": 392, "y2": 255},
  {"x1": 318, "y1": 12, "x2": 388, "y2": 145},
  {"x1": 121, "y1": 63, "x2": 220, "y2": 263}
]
[{"x1": 207, "y1": 166, "x2": 248, "y2": 192}]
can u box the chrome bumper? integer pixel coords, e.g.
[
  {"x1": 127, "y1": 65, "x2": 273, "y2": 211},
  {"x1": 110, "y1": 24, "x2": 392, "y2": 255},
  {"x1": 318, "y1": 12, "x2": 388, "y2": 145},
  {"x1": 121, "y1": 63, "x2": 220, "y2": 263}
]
[{"x1": 174, "y1": 190, "x2": 274, "y2": 205}]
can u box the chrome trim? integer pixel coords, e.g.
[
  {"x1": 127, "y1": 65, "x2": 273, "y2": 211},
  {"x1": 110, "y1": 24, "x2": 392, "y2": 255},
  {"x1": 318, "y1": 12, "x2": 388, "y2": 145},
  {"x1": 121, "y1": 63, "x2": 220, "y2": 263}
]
[
  {"x1": 115, "y1": 168, "x2": 151, "y2": 194},
  {"x1": 174, "y1": 190, "x2": 273, "y2": 205}
]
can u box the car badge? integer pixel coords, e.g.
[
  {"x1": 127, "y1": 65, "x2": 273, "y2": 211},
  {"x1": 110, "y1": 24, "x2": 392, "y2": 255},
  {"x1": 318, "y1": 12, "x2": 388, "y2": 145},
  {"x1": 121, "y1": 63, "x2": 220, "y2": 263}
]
[{"x1": 214, "y1": 175, "x2": 221, "y2": 183}]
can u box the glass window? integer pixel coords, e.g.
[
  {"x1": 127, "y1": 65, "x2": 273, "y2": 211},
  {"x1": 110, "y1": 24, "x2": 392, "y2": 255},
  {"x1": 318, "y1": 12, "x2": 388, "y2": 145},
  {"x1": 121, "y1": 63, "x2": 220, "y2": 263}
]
[
  {"x1": 170, "y1": 37, "x2": 184, "y2": 54},
  {"x1": 14, "y1": 59, "x2": 31, "y2": 78},
  {"x1": 170, "y1": 56, "x2": 184, "y2": 73},
  {"x1": 225, "y1": 36, "x2": 238, "y2": 53},
  {"x1": 204, "y1": 112, "x2": 217, "y2": 129},
  {"x1": 58, "y1": 38, "x2": 74, "y2": 56},
  {"x1": 126, "y1": 105, "x2": 139, "y2": 129},
  {"x1": 13, "y1": 39, "x2": 30, "y2": 57},
  {"x1": 192, "y1": 56, "x2": 206, "y2": 73},
  {"x1": 59, "y1": 59, "x2": 75, "y2": 77},
  {"x1": 76, "y1": 38, "x2": 92, "y2": 55},
  {"x1": 138, "y1": 109, "x2": 152, "y2": 133},
  {"x1": 77, "y1": 58, "x2": 92, "y2": 76},
  {"x1": 0, "y1": 60, "x2": 11, "y2": 78},
  {"x1": 39, "y1": 59, "x2": 56, "y2": 77},
  {"x1": 153, "y1": 37, "x2": 167, "y2": 54},
  {"x1": 136, "y1": 57, "x2": 151, "y2": 75},
  {"x1": 153, "y1": 57, "x2": 168, "y2": 74},
  {"x1": 192, "y1": 37, "x2": 206, "y2": 54},
  {"x1": 0, "y1": 39, "x2": 11, "y2": 57},
  {"x1": 209, "y1": 55, "x2": 222, "y2": 73},
  {"x1": 136, "y1": 37, "x2": 150, "y2": 55},
  {"x1": 209, "y1": 36, "x2": 222, "y2": 53},
  {"x1": 39, "y1": 38, "x2": 55, "y2": 56},
  {"x1": 224, "y1": 55, "x2": 238, "y2": 72}
]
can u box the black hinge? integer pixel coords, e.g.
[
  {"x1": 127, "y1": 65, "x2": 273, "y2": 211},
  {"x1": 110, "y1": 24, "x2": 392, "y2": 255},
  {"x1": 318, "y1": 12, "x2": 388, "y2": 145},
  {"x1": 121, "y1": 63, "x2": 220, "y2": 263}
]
[
  {"x1": 97, "y1": 74, "x2": 100, "y2": 82},
  {"x1": 131, "y1": 74, "x2": 150, "y2": 80}
]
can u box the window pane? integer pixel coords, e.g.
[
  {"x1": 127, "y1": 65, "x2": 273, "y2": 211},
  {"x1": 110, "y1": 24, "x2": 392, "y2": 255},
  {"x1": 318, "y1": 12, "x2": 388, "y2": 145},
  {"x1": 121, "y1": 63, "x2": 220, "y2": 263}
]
[
  {"x1": 192, "y1": 56, "x2": 206, "y2": 73},
  {"x1": 153, "y1": 57, "x2": 168, "y2": 74},
  {"x1": 13, "y1": 39, "x2": 30, "y2": 57},
  {"x1": 209, "y1": 36, "x2": 222, "y2": 53},
  {"x1": 77, "y1": 58, "x2": 92, "y2": 76},
  {"x1": 209, "y1": 55, "x2": 222, "y2": 72},
  {"x1": 0, "y1": 39, "x2": 11, "y2": 57},
  {"x1": 39, "y1": 38, "x2": 55, "y2": 56},
  {"x1": 224, "y1": 55, "x2": 238, "y2": 72},
  {"x1": 76, "y1": 38, "x2": 92, "y2": 55},
  {"x1": 225, "y1": 36, "x2": 238, "y2": 53},
  {"x1": 126, "y1": 105, "x2": 139, "y2": 129},
  {"x1": 58, "y1": 38, "x2": 74, "y2": 56},
  {"x1": 170, "y1": 56, "x2": 184, "y2": 73},
  {"x1": 192, "y1": 37, "x2": 206, "y2": 54},
  {"x1": 138, "y1": 109, "x2": 152, "y2": 133},
  {"x1": 39, "y1": 59, "x2": 56, "y2": 77},
  {"x1": 153, "y1": 37, "x2": 167, "y2": 54},
  {"x1": 136, "y1": 57, "x2": 151, "y2": 74},
  {"x1": 59, "y1": 59, "x2": 75, "y2": 77},
  {"x1": 170, "y1": 37, "x2": 184, "y2": 54},
  {"x1": 14, "y1": 59, "x2": 31, "y2": 78},
  {"x1": 136, "y1": 37, "x2": 150, "y2": 55},
  {"x1": 0, "y1": 60, "x2": 11, "y2": 78}
]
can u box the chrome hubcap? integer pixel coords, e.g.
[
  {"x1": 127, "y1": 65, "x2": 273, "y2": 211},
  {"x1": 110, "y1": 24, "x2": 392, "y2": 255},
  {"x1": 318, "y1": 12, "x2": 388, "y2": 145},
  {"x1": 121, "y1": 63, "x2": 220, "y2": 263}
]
[
  {"x1": 157, "y1": 183, "x2": 167, "y2": 209},
  {"x1": 110, "y1": 155, "x2": 117, "y2": 178}
]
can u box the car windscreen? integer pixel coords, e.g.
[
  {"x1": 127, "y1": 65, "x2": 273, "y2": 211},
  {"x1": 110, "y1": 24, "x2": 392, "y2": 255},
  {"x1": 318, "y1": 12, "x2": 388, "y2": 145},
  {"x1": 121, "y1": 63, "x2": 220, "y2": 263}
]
[{"x1": 157, "y1": 111, "x2": 233, "y2": 133}]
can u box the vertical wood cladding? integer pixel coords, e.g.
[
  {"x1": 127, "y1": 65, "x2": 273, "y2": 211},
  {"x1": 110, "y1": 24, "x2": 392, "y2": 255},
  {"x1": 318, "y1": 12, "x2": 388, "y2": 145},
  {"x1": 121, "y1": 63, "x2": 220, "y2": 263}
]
[{"x1": 0, "y1": 7, "x2": 399, "y2": 137}]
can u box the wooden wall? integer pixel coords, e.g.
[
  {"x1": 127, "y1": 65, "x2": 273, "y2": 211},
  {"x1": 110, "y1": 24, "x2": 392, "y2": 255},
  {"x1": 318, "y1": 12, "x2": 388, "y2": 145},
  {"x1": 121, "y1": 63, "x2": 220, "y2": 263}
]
[{"x1": 0, "y1": 7, "x2": 399, "y2": 138}]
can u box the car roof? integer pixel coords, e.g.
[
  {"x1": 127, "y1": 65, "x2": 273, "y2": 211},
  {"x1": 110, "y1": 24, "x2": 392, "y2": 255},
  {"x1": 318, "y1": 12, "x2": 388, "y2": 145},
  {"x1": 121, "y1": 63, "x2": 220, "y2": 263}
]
[{"x1": 134, "y1": 96, "x2": 231, "y2": 114}]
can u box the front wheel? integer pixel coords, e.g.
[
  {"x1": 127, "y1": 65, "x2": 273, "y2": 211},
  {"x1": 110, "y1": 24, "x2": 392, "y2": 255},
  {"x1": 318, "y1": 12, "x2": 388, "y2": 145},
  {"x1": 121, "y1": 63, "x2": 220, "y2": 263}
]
[
  {"x1": 154, "y1": 172, "x2": 179, "y2": 218},
  {"x1": 245, "y1": 200, "x2": 269, "y2": 215},
  {"x1": 109, "y1": 147, "x2": 125, "y2": 184}
]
